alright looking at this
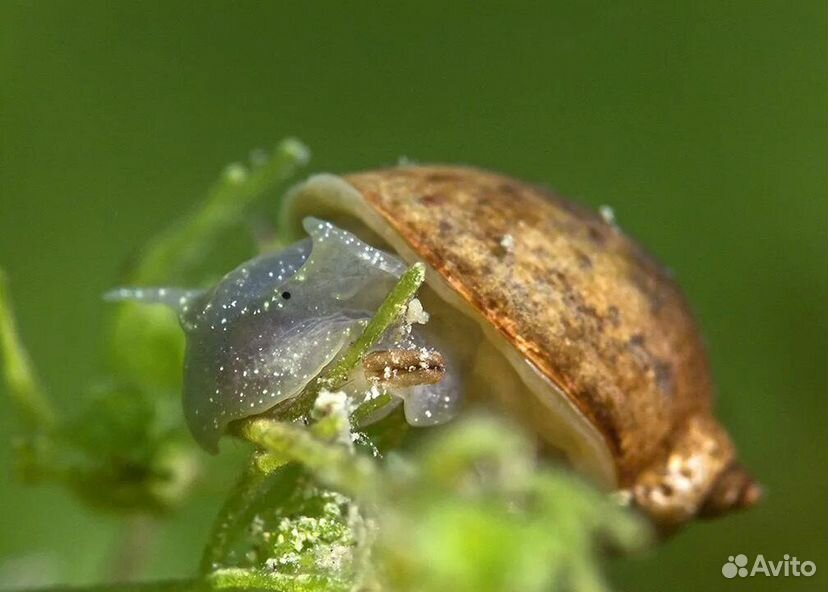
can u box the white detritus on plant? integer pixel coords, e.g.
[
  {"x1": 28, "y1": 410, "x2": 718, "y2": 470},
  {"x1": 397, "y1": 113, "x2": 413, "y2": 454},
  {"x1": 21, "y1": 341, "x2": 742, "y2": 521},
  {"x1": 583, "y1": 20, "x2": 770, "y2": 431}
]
[
  {"x1": 404, "y1": 298, "x2": 429, "y2": 326},
  {"x1": 599, "y1": 205, "x2": 616, "y2": 225},
  {"x1": 391, "y1": 297, "x2": 431, "y2": 342},
  {"x1": 313, "y1": 390, "x2": 352, "y2": 446},
  {"x1": 364, "y1": 384, "x2": 383, "y2": 403},
  {"x1": 250, "y1": 489, "x2": 360, "y2": 584},
  {"x1": 314, "y1": 389, "x2": 349, "y2": 417},
  {"x1": 418, "y1": 346, "x2": 434, "y2": 369}
]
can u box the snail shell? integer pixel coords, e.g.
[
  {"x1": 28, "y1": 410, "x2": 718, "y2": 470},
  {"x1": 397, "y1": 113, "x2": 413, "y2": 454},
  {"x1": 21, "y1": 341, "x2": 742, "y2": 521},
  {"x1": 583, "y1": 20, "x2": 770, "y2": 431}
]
[{"x1": 281, "y1": 165, "x2": 761, "y2": 527}]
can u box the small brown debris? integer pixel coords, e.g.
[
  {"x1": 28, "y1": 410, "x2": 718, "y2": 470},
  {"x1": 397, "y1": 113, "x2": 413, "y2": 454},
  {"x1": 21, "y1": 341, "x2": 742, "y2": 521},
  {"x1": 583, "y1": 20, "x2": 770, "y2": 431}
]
[{"x1": 362, "y1": 349, "x2": 446, "y2": 388}]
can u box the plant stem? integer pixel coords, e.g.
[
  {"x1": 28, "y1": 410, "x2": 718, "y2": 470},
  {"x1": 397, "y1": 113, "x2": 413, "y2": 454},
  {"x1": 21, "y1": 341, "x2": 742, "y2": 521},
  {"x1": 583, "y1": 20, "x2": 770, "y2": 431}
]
[
  {"x1": 238, "y1": 418, "x2": 377, "y2": 499},
  {"x1": 350, "y1": 392, "x2": 393, "y2": 427},
  {"x1": 0, "y1": 269, "x2": 56, "y2": 431},
  {"x1": 198, "y1": 457, "x2": 272, "y2": 574},
  {"x1": 208, "y1": 568, "x2": 328, "y2": 591}
]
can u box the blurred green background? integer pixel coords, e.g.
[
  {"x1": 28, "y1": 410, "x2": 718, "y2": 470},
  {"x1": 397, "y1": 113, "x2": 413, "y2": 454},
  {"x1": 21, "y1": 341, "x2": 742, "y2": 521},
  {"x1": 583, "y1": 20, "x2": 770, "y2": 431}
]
[{"x1": 0, "y1": 2, "x2": 825, "y2": 591}]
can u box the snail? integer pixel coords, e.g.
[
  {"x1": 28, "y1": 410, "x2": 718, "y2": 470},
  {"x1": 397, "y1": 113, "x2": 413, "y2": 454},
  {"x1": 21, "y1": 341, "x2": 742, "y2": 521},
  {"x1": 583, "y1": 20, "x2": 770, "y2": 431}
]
[
  {"x1": 280, "y1": 166, "x2": 761, "y2": 528},
  {"x1": 111, "y1": 165, "x2": 760, "y2": 528}
]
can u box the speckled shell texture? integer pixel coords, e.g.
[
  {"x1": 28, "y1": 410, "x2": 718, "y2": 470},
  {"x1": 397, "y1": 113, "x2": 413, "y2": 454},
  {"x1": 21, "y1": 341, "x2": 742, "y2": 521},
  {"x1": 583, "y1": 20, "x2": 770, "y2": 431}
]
[{"x1": 344, "y1": 166, "x2": 714, "y2": 487}]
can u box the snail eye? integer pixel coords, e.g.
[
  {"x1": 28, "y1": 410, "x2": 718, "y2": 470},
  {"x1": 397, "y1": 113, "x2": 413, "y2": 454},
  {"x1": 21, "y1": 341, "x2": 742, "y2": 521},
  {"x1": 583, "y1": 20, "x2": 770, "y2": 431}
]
[{"x1": 281, "y1": 291, "x2": 292, "y2": 300}]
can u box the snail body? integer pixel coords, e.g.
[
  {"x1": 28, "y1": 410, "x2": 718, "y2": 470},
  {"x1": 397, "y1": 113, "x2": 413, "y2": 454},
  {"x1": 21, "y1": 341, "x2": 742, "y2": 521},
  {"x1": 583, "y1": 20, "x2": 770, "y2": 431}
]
[{"x1": 108, "y1": 218, "x2": 459, "y2": 452}]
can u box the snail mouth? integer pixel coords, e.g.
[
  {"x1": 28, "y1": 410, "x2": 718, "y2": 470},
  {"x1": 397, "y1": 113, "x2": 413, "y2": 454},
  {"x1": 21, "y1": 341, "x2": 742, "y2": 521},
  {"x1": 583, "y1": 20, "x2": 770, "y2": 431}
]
[
  {"x1": 700, "y1": 462, "x2": 763, "y2": 518},
  {"x1": 281, "y1": 173, "x2": 618, "y2": 490}
]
